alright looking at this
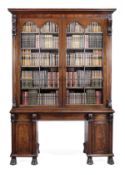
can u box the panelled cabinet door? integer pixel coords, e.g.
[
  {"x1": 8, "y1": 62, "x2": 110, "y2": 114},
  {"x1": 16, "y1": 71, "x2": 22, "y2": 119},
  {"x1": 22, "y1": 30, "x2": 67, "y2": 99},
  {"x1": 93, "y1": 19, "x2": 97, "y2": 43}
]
[
  {"x1": 19, "y1": 20, "x2": 63, "y2": 107},
  {"x1": 15, "y1": 122, "x2": 33, "y2": 154},
  {"x1": 86, "y1": 114, "x2": 113, "y2": 155},
  {"x1": 12, "y1": 114, "x2": 38, "y2": 156}
]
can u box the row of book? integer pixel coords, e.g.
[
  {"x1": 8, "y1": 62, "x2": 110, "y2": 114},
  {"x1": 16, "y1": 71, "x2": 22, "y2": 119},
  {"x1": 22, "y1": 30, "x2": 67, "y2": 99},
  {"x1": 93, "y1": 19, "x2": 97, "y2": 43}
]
[
  {"x1": 21, "y1": 34, "x2": 59, "y2": 49},
  {"x1": 22, "y1": 21, "x2": 101, "y2": 34},
  {"x1": 85, "y1": 22, "x2": 102, "y2": 33},
  {"x1": 66, "y1": 70, "x2": 102, "y2": 88},
  {"x1": 86, "y1": 35, "x2": 102, "y2": 48},
  {"x1": 22, "y1": 50, "x2": 59, "y2": 67},
  {"x1": 67, "y1": 35, "x2": 84, "y2": 49},
  {"x1": 22, "y1": 21, "x2": 39, "y2": 33},
  {"x1": 67, "y1": 34, "x2": 102, "y2": 49},
  {"x1": 67, "y1": 90, "x2": 102, "y2": 104},
  {"x1": 67, "y1": 22, "x2": 102, "y2": 33},
  {"x1": 40, "y1": 21, "x2": 59, "y2": 33},
  {"x1": 22, "y1": 21, "x2": 59, "y2": 33},
  {"x1": 22, "y1": 90, "x2": 58, "y2": 105},
  {"x1": 21, "y1": 70, "x2": 59, "y2": 88},
  {"x1": 21, "y1": 34, "x2": 102, "y2": 49},
  {"x1": 67, "y1": 22, "x2": 84, "y2": 33},
  {"x1": 40, "y1": 35, "x2": 59, "y2": 49},
  {"x1": 21, "y1": 34, "x2": 37, "y2": 48},
  {"x1": 67, "y1": 50, "x2": 102, "y2": 66}
]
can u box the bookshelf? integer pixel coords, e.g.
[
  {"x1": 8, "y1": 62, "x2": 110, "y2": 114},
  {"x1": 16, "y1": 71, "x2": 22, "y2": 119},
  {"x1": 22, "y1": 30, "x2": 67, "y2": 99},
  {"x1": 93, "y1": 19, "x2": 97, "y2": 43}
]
[{"x1": 9, "y1": 9, "x2": 116, "y2": 165}]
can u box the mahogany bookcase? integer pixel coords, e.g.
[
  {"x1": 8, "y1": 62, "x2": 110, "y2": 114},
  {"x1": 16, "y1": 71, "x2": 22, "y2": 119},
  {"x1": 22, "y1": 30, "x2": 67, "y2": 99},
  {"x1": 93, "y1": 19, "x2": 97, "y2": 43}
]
[{"x1": 8, "y1": 8, "x2": 116, "y2": 165}]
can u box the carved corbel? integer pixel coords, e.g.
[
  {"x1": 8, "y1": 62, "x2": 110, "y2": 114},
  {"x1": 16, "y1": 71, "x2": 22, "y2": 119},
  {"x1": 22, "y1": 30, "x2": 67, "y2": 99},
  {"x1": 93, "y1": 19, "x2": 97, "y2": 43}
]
[
  {"x1": 87, "y1": 113, "x2": 94, "y2": 121},
  {"x1": 31, "y1": 113, "x2": 37, "y2": 122},
  {"x1": 11, "y1": 114, "x2": 16, "y2": 123},
  {"x1": 12, "y1": 14, "x2": 17, "y2": 36},
  {"x1": 107, "y1": 15, "x2": 112, "y2": 36},
  {"x1": 12, "y1": 97, "x2": 16, "y2": 107},
  {"x1": 107, "y1": 99, "x2": 112, "y2": 108},
  {"x1": 109, "y1": 113, "x2": 113, "y2": 122}
]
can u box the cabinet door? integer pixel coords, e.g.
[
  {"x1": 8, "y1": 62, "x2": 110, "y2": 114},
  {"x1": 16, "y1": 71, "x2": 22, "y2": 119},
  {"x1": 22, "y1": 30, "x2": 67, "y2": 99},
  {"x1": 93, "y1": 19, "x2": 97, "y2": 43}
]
[
  {"x1": 63, "y1": 18, "x2": 106, "y2": 107},
  {"x1": 11, "y1": 114, "x2": 38, "y2": 156},
  {"x1": 18, "y1": 19, "x2": 63, "y2": 107},
  {"x1": 85, "y1": 114, "x2": 113, "y2": 155}
]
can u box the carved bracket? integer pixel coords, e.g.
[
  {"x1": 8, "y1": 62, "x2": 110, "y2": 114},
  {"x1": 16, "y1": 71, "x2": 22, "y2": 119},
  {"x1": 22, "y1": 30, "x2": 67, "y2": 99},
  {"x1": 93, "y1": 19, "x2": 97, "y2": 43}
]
[
  {"x1": 12, "y1": 97, "x2": 17, "y2": 107},
  {"x1": 107, "y1": 15, "x2": 112, "y2": 36},
  {"x1": 12, "y1": 14, "x2": 17, "y2": 36},
  {"x1": 109, "y1": 113, "x2": 113, "y2": 122},
  {"x1": 106, "y1": 99, "x2": 112, "y2": 108},
  {"x1": 31, "y1": 113, "x2": 37, "y2": 122},
  {"x1": 87, "y1": 113, "x2": 94, "y2": 121},
  {"x1": 11, "y1": 114, "x2": 16, "y2": 123}
]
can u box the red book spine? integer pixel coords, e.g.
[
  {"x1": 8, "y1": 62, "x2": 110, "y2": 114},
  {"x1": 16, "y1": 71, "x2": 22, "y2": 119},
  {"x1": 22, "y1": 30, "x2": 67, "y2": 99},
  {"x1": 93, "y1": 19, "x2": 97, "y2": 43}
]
[
  {"x1": 96, "y1": 90, "x2": 102, "y2": 104},
  {"x1": 22, "y1": 91, "x2": 28, "y2": 105}
]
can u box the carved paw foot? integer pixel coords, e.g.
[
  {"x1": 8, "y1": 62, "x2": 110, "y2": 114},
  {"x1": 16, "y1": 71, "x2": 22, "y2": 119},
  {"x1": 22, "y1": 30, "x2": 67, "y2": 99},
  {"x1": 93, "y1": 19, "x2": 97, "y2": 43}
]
[
  {"x1": 31, "y1": 157, "x2": 38, "y2": 165},
  {"x1": 10, "y1": 157, "x2": 17, "y2": 165},
  {"x1": 87, "y1": 156, "x2": 93, "y2": 165},
  {"x1": 108, "y1": 156, "x2": 114, "y2": 165}
]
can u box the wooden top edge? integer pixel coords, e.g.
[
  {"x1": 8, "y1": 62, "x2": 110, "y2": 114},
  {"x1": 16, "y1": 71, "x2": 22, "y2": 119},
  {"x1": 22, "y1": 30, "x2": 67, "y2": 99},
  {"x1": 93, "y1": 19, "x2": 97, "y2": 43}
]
[
  {"x1": 10, "y1": 107, "x2": 114, "y2": 114},
  {"x1": 8, "y1": 8, "x2": 116, "y2": 14}
]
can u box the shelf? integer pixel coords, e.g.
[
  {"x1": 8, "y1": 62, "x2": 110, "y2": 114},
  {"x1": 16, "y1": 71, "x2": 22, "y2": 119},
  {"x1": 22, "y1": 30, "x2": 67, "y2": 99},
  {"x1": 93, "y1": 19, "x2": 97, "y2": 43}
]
[
  {"x1": 21, "y1": 87, "x2": 39, "y2": 90},
  {"x1": 67, "y1": 48, "x2": 102, "y2": 51},
  {"x1": 85, "y1": 48, "x2": 103, "y2": 50},
  {"x1": 66, "y1": 87, "x2": 102, "y2": 89},
  {"x1": 67, "y1": 32, "x2": 102, "y2": 35},
  {"x1": 67, "y1": 32, "x2": 84, "y2": 35},
  {"x1": 21, "y1": 32, "x2": 59, "y2": 35},
  {"x1": 21, "y1": 48, "x2": 59, "y2": 51},
  {"x1": 21, "y1": 48, "x2": 39, "y2": 50},
  {"x1": 40, "y1": 32, "x2": 59, "y2": 35},
  {"x1": 66, "y1": 103, "x2": 103, "y2": 105},
  {"x1": 85, "y1": 32, "x2": 103, "y2": 34},
  {"x1": 21, "y1": 32, "x2": 39, "y2": 34},
  {"x1": 21, "y1": 66, "x2": 59, "y2": 69},
  {"x1": 40, "y1": 48, "x2": 58, "y2": 51},
  {"x1": 67, "y1": 65, "x2": 102, "y2": 68},
  {"x1": 21, "y1": 87, "x2": 59, "y2": 90}
]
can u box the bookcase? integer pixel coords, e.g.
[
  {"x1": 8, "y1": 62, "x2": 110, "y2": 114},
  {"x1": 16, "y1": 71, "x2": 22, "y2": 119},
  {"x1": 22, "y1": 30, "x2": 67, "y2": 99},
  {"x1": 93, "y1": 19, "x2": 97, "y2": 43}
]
[{"x1": 9, "y1": 8, "x2": 116, "y2": 165}]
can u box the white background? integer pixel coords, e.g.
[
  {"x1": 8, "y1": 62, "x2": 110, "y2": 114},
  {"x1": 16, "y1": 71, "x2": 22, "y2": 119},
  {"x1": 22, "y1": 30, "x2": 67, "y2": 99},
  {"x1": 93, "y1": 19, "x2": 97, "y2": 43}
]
[{"x1": 0, "y1": 0, "x2": 124, "y2": 174}]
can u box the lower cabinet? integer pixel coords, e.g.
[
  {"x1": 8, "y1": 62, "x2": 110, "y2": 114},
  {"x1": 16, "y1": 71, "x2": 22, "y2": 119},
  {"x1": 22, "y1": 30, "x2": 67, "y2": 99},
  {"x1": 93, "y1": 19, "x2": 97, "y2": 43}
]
[
  {"x1": 10, "y1": 112, "x2": 114, "y2": 165},
  {"x1": 84, "y1": 113, "x2": 114, "y2": 164},
  {"x1": 10, "y1": 113, "x2": 39, "y2": 165}
]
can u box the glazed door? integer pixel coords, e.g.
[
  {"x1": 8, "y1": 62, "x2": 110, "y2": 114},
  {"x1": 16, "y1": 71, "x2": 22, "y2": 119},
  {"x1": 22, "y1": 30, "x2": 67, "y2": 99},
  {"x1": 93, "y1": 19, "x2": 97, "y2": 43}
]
[
  {"x1": 17, "y1": 17, "x2": 64, "y2": 107},
  {"x1": 62, "y1": 17, "x2": 107, "y2": 107}
]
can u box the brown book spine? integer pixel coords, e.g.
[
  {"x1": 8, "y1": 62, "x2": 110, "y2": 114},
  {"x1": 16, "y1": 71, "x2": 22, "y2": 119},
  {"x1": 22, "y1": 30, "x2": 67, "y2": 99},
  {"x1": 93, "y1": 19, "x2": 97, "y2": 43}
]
[
  {"x1": 48, "y1": 72, "x2": 51, "y2": 88},
  {"x1": 69, "y1": 72, "x2": 72, "y2": 87}
]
